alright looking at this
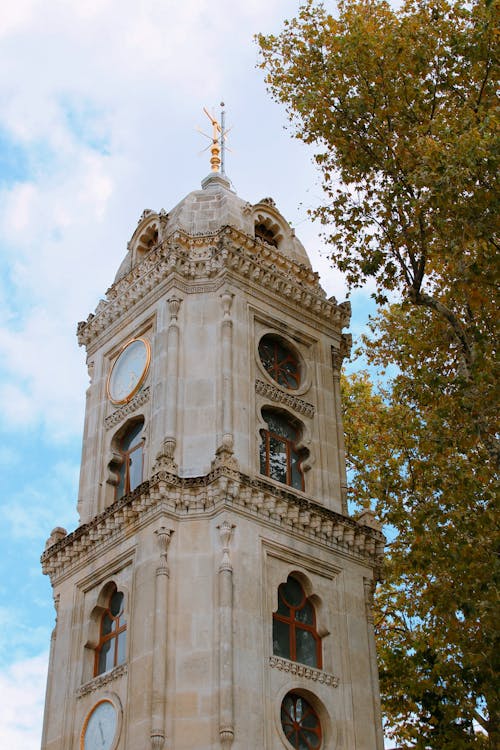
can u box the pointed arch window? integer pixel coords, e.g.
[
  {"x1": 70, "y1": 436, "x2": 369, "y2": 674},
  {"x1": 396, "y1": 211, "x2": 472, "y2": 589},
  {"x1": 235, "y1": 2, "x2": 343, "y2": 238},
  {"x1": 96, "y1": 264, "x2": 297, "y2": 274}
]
[
  {"x1": 273, "y1": 576, "x2": 322, "y2": 668},
  {"x1": 116, "y1": 419, "x2": 144, "y2": 499},
  {"x1": 260, "y1": 409, "x2": 305, "y2": 491},
  {"x1": 95, "y1": 588, "x2": 127, "y2": 676}
]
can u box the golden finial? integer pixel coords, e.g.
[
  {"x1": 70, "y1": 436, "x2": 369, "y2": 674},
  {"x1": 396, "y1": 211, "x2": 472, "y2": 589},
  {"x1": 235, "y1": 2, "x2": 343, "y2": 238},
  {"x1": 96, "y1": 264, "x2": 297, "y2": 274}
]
[
  {"x1": 198, "y1": 103, "x2": 230, "y2": 174},
  {"x1": 203, "y1": 106, "x2": 222, "y2": 172}
]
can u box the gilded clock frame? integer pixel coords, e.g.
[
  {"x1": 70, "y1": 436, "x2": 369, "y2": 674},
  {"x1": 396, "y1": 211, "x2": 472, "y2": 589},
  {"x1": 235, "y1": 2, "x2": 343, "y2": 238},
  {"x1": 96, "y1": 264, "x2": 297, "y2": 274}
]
[
  {"x1": 106, "y1": 337, "x2": 151, "y2": 406},
  {"x1": 80, "y1": 695, "x2": 122, "y2": 750}
]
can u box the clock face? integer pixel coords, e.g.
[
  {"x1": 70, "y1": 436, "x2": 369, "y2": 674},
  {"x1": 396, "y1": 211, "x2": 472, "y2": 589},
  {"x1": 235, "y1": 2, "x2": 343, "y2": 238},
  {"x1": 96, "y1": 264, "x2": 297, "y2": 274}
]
[
  {"x1": 82, "y1": 700, "x2": 117, "y2": 750},
  {"x1": 107, "y1": 337, "x2": 151, "y2": 405}
]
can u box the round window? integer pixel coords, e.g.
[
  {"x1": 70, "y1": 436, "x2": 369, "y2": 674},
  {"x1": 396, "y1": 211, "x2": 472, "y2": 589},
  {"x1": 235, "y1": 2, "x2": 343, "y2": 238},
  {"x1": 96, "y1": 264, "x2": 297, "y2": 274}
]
[
  {"x1": 258, "y1": 335, "x2": 301, "y2": 390},
  {"x1": 280, "y1": 692, "x2": 322, "y2": 749}
]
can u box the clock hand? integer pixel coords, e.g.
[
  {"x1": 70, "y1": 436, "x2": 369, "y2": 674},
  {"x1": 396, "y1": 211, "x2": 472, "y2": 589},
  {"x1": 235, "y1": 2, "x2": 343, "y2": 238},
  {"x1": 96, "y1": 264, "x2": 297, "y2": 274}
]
[{"x1": 99, "y1": 720, "x2": 105, "y2": 745}]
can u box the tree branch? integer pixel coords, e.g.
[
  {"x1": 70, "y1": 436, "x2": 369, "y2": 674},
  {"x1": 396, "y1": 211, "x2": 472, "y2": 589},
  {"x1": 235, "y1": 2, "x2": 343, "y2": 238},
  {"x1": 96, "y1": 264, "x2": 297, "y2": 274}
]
[{"x1": 407, "y1": 288, "x2": 475, "y2": 377}]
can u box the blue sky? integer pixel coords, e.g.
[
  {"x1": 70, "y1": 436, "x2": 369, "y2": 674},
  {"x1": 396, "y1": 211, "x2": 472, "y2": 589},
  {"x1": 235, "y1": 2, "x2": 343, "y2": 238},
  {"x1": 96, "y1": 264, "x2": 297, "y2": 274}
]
[{"x1": 0, "y1": 1, "x2": 377, "y2": 745}]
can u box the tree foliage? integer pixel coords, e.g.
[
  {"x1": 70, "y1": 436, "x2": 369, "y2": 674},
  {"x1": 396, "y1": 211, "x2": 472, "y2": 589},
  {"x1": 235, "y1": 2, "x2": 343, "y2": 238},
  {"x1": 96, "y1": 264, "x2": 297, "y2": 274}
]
[
  {"x1": 259, "y1": 0, "x2": 499, "y2": 746},
  {"x1": 342, "y1": 333, "x2": 498, "y2": 747}
]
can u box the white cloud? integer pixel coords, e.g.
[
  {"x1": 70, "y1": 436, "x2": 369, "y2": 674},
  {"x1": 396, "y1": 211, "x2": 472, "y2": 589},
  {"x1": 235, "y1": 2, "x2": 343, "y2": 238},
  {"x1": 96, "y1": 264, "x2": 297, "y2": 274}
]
[
  {"x1": 2, "y1": 459, "x2": 79, "y2": 539},
  {"x1": 0, "y1": 0, "x2": 317, "y2": 440},
  {"x1": 0, "y1": 652, "x2": 48, "y2": 750},
  {"x1": 0, "y1": 305, "x2": 87, "y2": 437}
]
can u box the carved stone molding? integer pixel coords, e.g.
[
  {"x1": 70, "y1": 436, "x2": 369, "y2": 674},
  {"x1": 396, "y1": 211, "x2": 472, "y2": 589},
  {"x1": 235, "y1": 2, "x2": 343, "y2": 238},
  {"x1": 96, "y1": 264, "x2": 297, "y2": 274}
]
[
  {"x1": 211, "y1": 444, "x2": 239, "y2": 472},
  {"x1": 167, "y1": 295, "x2": 182, "y2": 322},
  {"x1": 255, "y1": 379, "x2": 315, "y2": 418},
  {"x1": 77, "y1": 227, "x2": 351, "y2": 348},
  {"x1": 154, "y1": 526, "x2": 173, "y2": 577},
  {"x1": 269, "y1": 656, "x2": 339, "y2": 687},
  {"x1": 41, "y1": 469, "x2": 385, "y2": 585},
  {"x1": 76, "y1": 664, "x2": 128, "y2": 698},
  {"x1": 153, "y1": 438, "x2": 178, "y2": 474},
  {"x1": 105, "y1": 386, "x2": 150, "y2": 429},
  {"x1": 217, "y1": 520, "x2": 235, "y2": 573},
  {"x1": 150, "y1": 731, "x2": 165, "y2": 750}
]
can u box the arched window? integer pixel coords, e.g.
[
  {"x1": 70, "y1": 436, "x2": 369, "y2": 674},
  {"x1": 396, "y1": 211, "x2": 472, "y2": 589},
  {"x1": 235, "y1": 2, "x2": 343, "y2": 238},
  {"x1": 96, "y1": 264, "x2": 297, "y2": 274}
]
[
  {"x1": 255, "y1": 221, "x2": 278, "y2": 247},
  {"x1": 280, "y1": 692, "x2": 322, "y2": 749},
  {"x1": 116, "y1": 420, "x2": 144, "y2": 499},
  {"x1": 260, "y1": 409, "x2": 305, "y2": 491},
  {"x1": 273, "y1": 576, "x2": 322, "y2": 668},
  {"x1": 94, "y1": 588, "x2": 127, "y2": 676}
]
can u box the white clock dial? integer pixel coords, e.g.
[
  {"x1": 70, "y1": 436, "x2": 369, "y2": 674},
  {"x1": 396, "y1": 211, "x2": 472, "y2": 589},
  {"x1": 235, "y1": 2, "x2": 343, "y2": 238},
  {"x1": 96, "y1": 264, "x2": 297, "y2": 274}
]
[
  {"x1": 107, "y1": 337, "x2": 151, "y2": 405},
  {"x1": 83, "y1": 700, "x2": 117, "y2": 750}
]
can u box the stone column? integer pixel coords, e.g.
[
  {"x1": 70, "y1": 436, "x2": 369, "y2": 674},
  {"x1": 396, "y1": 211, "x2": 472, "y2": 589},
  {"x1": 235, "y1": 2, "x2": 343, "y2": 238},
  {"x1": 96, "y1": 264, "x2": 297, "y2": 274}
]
[
  {"x1": 150, "y1": 526, "x2": 173, "y2": 750},
  {"x1": 218, "y1": 291, "x2": 234, "y2": 460},
  {"x1": 364, "y1": 577, "x2": 384, "y2": 750},
  {"x1": 217, "y1": 520, "x2": 235, "y2": 748},
  {"x1": 332, "y1": 334, "x2": 351, "y2": 514},
  {"x1": 155, "y1": 297, "x2": 181, "y2": 472}
]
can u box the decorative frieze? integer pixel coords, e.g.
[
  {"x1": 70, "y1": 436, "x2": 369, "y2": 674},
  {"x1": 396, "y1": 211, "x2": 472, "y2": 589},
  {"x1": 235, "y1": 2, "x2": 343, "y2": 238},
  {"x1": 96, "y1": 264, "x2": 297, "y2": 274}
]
[
  {"x1": 41, "y1": 469, "x2": 385, "y2": 584},
  {"x1": 76, "y1": 664, "x2": 128, "y2": 698},
  {"x1": 105, "y1": 386, "x2": 151, "y2": 429},
  {"x1": 255, "y1": 379, "x2": 315, "y2": 418},
  {"x1": 77, "y1": 227, "x2": 351, "y2": 348},
  {"x1": 268, "y1": 656, "x2": 339, "y2": 687}
]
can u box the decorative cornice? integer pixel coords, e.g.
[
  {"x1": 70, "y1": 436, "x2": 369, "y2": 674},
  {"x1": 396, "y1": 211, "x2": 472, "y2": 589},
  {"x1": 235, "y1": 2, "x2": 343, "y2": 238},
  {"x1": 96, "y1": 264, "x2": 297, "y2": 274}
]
[
  {"x1": 269, "y1": 656, "x2": 339, "y2": 687},
  {"x1": 76, "y1": 663, "x2": 128, "y2": 698},
  {"x1": 104, "y1": 386, "x2": 151, "y2": 429},
  {"x1": 41, "y1": 469, "x2": 385, "y2": 584},
  {"x1": 77, "y1": 227, "x2": 351, "y2": 348},
  {"x1": 255, "y1": 379, "x2": 315, "y2": 418}
]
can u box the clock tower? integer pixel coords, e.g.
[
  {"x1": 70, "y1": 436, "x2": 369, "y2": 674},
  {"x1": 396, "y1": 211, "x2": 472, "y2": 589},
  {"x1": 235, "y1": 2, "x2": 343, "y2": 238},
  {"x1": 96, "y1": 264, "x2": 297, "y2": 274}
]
[{"x1": 41, "y1": 165, "x2": 385, "y2": 749}]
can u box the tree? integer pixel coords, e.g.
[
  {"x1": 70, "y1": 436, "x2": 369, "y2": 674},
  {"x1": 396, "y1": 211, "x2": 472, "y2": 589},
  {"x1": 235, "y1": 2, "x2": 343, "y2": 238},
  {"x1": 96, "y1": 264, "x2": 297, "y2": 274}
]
[
  {"x1": 259, "y1": 1, "x2": 499, "y2": 746},
  {"x1": 258, "y1": 0, "x2": 498, "y2": 454},
  {"x1": 342, "y1": 340, "x2": 498, "y2": 747}
]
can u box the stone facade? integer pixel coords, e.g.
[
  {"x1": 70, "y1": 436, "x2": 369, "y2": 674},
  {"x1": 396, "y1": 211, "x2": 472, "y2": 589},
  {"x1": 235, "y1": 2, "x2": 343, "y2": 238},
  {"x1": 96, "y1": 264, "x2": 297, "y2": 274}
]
[{"x1": 41, "y1": 172, "x2": 384, "y2": 749}]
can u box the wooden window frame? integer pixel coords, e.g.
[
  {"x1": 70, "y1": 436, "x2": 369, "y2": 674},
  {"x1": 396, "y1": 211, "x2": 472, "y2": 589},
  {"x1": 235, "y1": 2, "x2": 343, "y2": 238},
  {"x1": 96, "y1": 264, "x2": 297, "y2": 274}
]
[
  {"x1": 94, "y1": 591, "x2": 127, "y2": 677},
  {"x1": 259, "y1": 336, "x2": 301, "y2": 390},
  {"x1": 115, "y1": 421, "x2": 144, "y2": 500},
  {"x1": 273, "y1": 578, "x2": 322, "y2": 669},
  {"x1": 280, "y1": 692, "x2": 322, "y2": 750},
  {"x1": 260, "y1": 427, "x2": 304, "y2": 491},
  {"x1": 117, "y1": 440, "x2": 143, "y2": 497}
]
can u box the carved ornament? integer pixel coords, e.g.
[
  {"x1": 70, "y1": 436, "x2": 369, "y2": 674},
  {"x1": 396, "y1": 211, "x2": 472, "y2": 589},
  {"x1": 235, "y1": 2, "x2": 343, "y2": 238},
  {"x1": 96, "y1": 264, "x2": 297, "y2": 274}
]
[
  {"x1": 77, "y1": 227, "x2": 351, "y2": 349},
  {"x1": 76, "y1": 663, "x2": 128, "y2": 698},
  {"x1": 269, "y1": 656, "x2": 339, "y2": 687},
  {"x1": 217, "y1": 520, "x2": 235, "y2": 573},
  {"x1": 258, "y1": 197, "x2": 276, "y2": 208},
  {"x1": 41, "y1": 468, "x2": 385, "y2": 585},
  {"x1": 255, "y1": 379, "x2": 315, "y2": 418},
  {"x1": 105, "y1": 386, "x2": 150, "y2": 430}
]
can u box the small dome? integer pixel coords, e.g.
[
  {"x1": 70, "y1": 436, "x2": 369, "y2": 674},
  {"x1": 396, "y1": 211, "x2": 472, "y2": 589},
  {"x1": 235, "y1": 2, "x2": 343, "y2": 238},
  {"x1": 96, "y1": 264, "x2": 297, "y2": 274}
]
[
  {"x1": 114, "y1": 173, "x2": 312, "y2": 281},
  {"x1": 167, "y1": 173, "x2": 251, "y2": 237}
]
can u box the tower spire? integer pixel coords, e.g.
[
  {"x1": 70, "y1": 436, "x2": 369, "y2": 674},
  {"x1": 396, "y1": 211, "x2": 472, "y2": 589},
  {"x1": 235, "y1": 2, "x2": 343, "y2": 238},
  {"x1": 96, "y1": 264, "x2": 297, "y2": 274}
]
[
  {"x1": 200, "y1": 103, "x2": 229, "y2": 175},
  {"x1": 220, "y1": 101, "x2": 226, "y2": 175},
  {"x1": 203, "y1": 106, "x2": 221, "y2": 172}
]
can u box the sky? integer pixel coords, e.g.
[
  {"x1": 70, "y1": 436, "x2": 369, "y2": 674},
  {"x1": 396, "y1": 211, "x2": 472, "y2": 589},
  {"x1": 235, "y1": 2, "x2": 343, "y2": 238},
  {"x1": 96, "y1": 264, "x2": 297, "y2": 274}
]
[{"x1": 0, "y1": 1, "x2": 377, "y2": 746}]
